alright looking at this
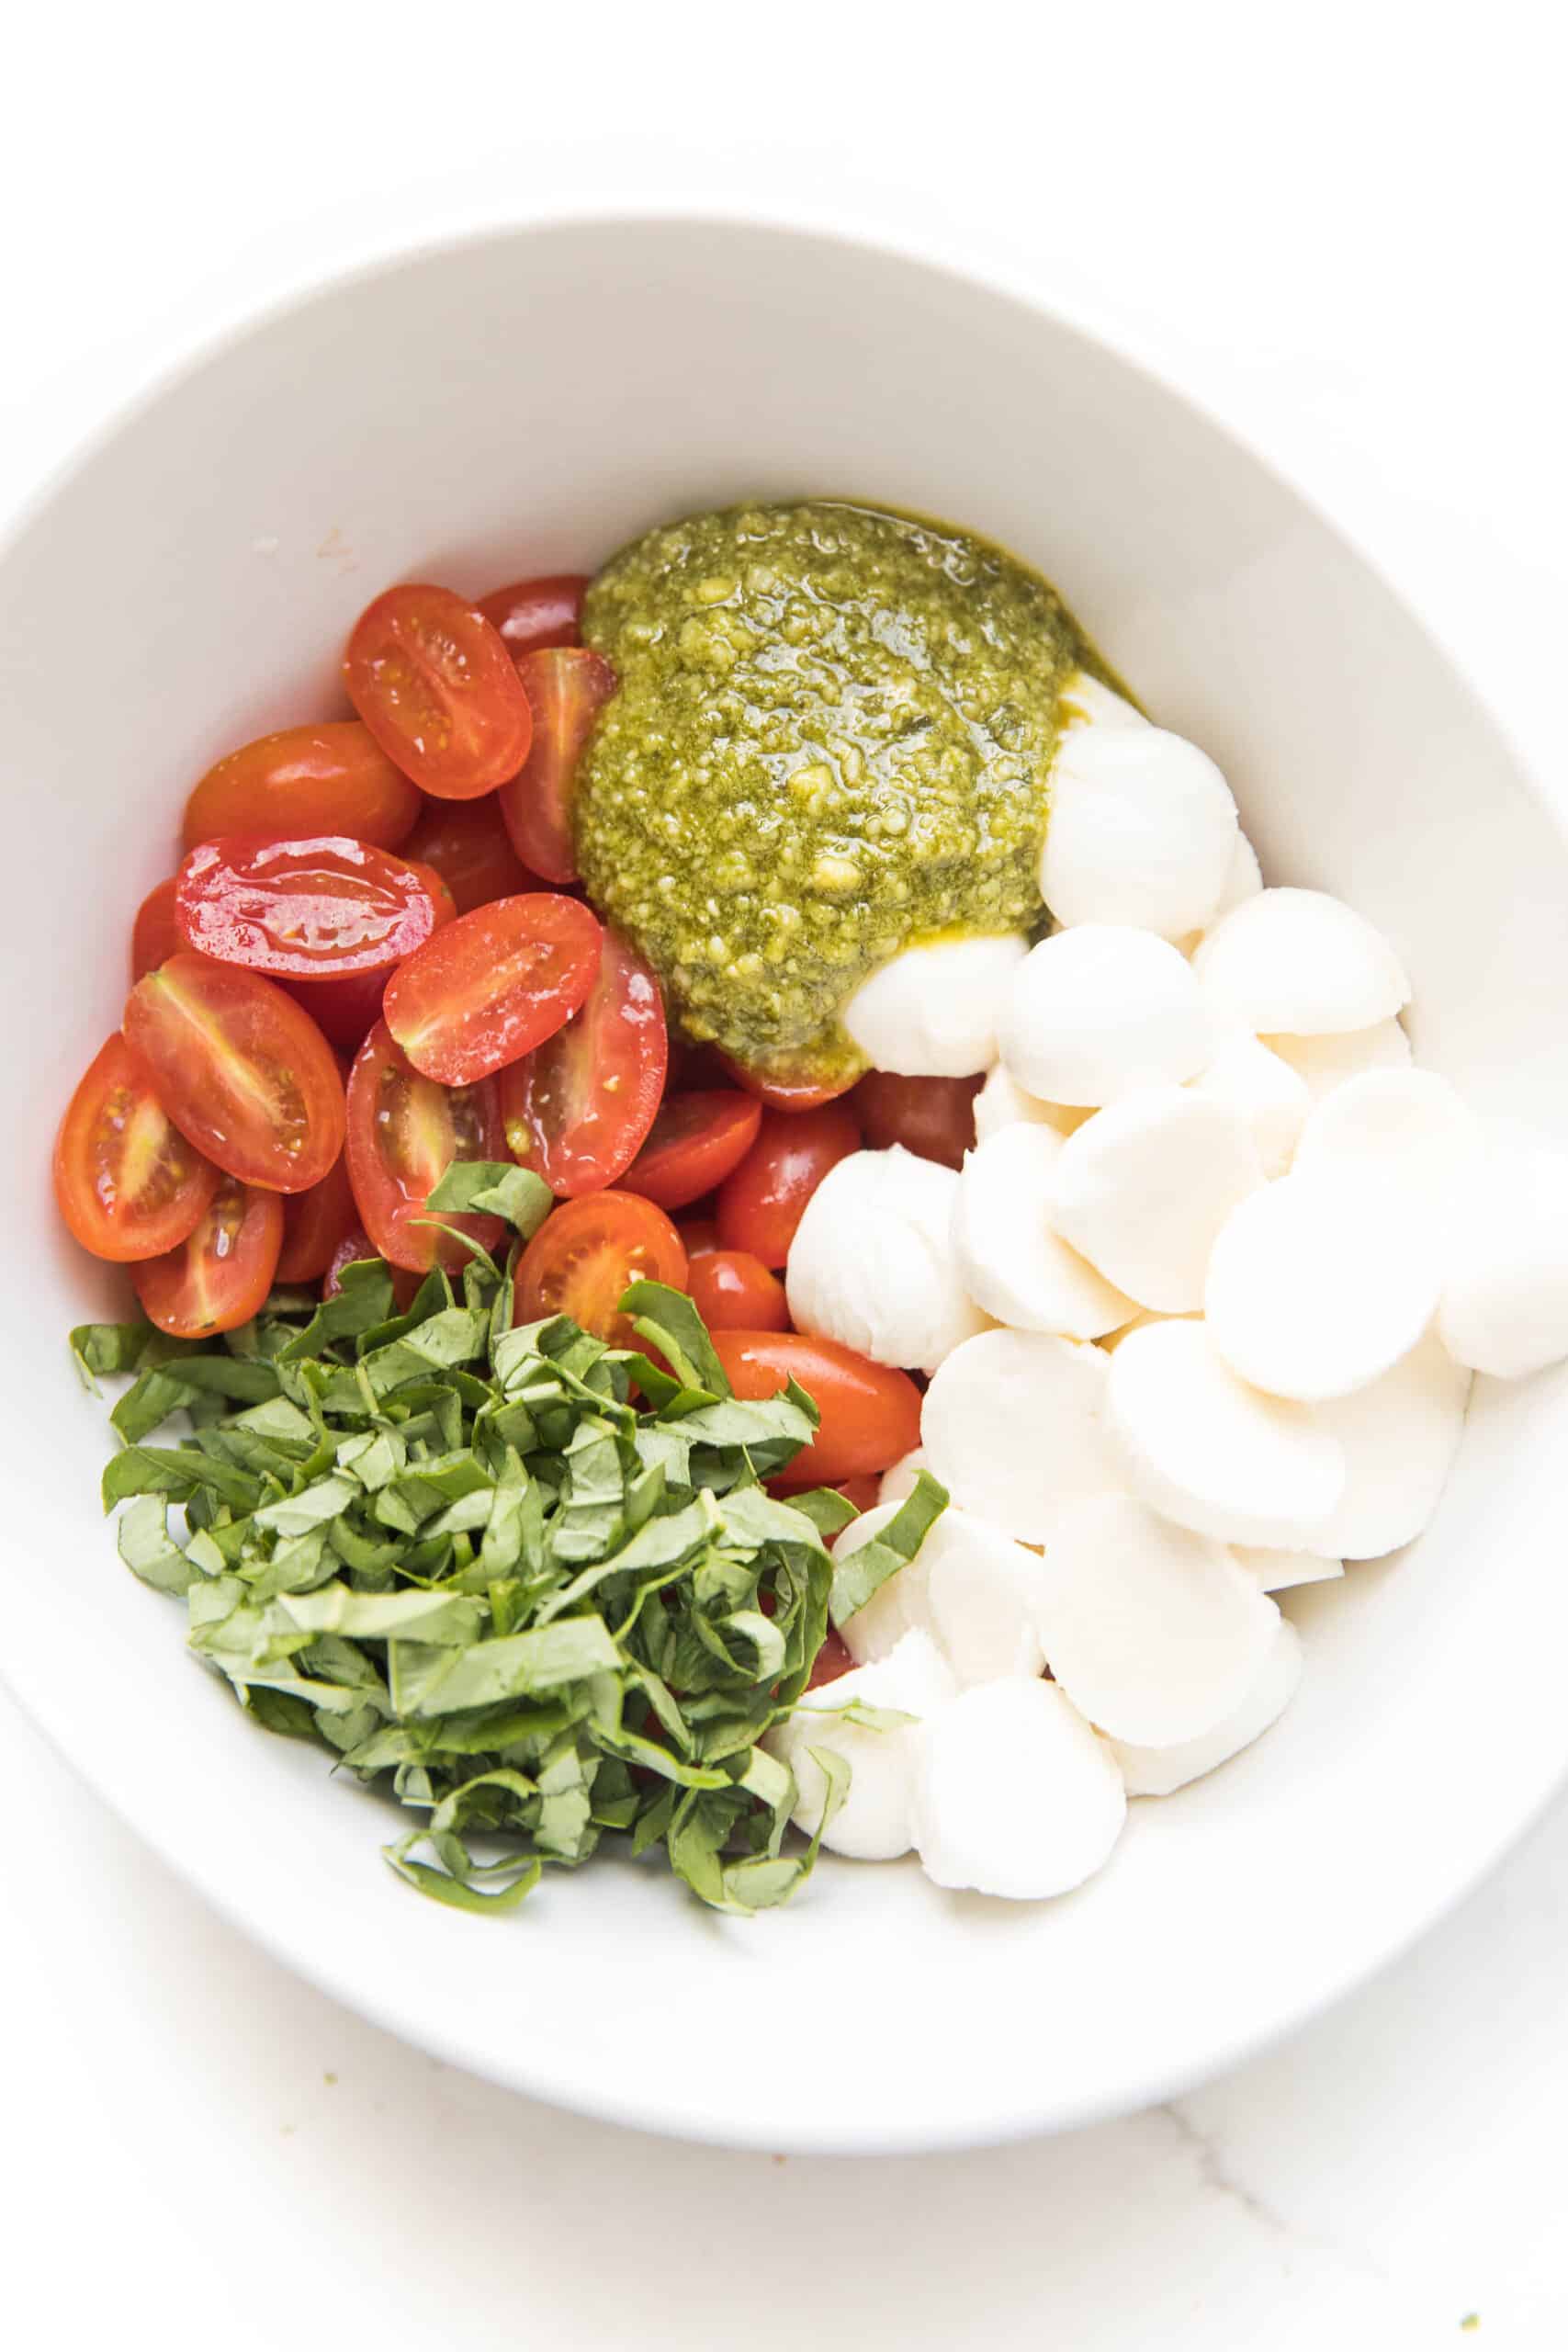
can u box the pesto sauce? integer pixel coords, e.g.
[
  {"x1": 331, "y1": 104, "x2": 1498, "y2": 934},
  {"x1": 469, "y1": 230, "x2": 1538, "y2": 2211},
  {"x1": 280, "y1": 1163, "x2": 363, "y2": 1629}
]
[{"x1": 575, "y1": 500, "x2": 1104, "y2": 1087}]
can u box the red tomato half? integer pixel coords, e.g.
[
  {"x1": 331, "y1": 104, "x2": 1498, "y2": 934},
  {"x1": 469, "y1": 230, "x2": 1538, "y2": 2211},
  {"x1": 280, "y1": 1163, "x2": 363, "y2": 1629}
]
[
  {"x1": 175, "y1": 835, "x2": 440, "y2": 979},
  {"x1": 183, "y1": 722, "x2": 421, "y2": 852},
  {"x1": 720, "y1": 1053, "x2": 861, "y2": 1112},
  {"x1": 344, "y1": 1021, "x2": 505, "y2": 1272},
  {"x1": 498, "y1": 931, "x2": 667, "y2": 1197},
  {"x1": 323, "y1": 1226, "x2": 423, "y2": 1311},
  {"x1": 54, "y1": 1035, "x2": 220, "y2": 1262},
  {"x1": 382, "y1": 892, "x2": 602, "y2": 1085},
  {"x1": 495, "y1": 647, "x2": 617, "y2": 884},
  {"x1": 851, "y1": 1072, "x2": 982, "y2": 1171},
  {"x1": 515, "y1": 1192, "x2": 687, "y2": 1347},
  {"x1": 281, "y1": 856, "x2": 455, "y2": 1050},
  {"x1": 124, "y1": 954, "x2": 345, "y2": 1193},
  {"x1": 712, "y1": 1330, "x2": 921, "y2": 1488},
  {"x1": 806, "y1": 1627, "x2": 856, "y2": 1690},
  {"x1": 344, "y1": 583, "x2": 534, "y2": 800},
  {"x1": 833, "y1": 1475, "x2": 882, "y2": 1513},
  {"x1": 132, "y1": 1179, "x2": 284, "y2": 1339},
  {"x1": 477, "y1": 574, "x2": 589, "y2": 660},
  {"x1": 687, "y1": 1247, "x2": 789, "y2": 1333},
  {"x1": 402, "y1": 795, "x2": 540, "y2": 915},
  {"x1": 130, "y1": 878, "x2": 181, "y2": 980},
  {"x1": 716, "y1": 1102, "x2": 861, "y2": 1269},
  {"x1": 619, "y1": 1091, "x2": 762, "y2": 1213},
  {"x1": 276, "y1": 1153, "x2": 359, "y2": 1283}
]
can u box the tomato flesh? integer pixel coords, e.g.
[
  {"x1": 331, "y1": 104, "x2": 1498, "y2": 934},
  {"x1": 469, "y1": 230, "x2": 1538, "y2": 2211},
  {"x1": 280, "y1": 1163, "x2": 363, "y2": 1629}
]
[
  {"x1": 175, "y1": 834, "x2": 440, "y2": 979},
  {"x1": 402, "y1": 796, "x2": 541, "y2": 914},
  {"x1": 344, "y1": 583, "x2": 534, "y2": 800},
  {"x1": 123, "y1": 953, "x2": 345, "y2": 1193},
  {"x1": 54, "y1": 1034, "x2": 220, "y2": 1262},
  {"x1": 716, "y1": 1102, "x2": 862, "y2": 1269},
  {"x1": 712, "y1": 1329, "x2": 921, "y2": 1487},
  {"x1": 132, "y1": 1178, "x2": 284, "y2": 1338},
  {"x1": 383, "y1": 892, "x2": 602, "y2": 1086},
  {"x1": 805, "y1": 1626, "x2": 856, "y2": 1690},
  {"x1": 477, "y1": 573, "x2": 588, "y2": 660},
  {"x1": 719, "y1": 1053, "x2": 861, "y2": 1112},
  {"x1": 620, "y1": 1090, "x2": 762, "y2": 1213},
  {"x1": 345, "y1": 1020, "x2": 505, "y2": 1272},
  {"x1": 686, "y1": 1246, "x2": 789, "y2": 1333},
  {"x1": 496, "y1": 647, "x2": 617, "y2": 884},
  {"x1": 276, "y1": 1153, "x2": 359, "y2": 1283},
  {"x1": 852, "y1": 1071, "x2": 981, "y2": 1170},
  {"x1": 516, "y1": 1192, "x2": 687, "y2": 1346},
  {"x1": 131, "y1": 878, "x2": 181, "y2": 980},
  {"x1": 183, "y1": 722, "x2": 421, "y2": 852},
  {"x1": 499, "y1": 930, "x2": 667, "y2": 1197},
  {"x1": 279, "y1": 856, "x2": 454, "y2": 1050}
]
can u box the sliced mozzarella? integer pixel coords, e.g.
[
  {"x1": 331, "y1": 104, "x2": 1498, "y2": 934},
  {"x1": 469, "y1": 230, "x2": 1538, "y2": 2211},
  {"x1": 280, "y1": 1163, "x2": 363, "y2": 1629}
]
[
  {"x1": 922, "y1": 1328, "x2": 1126, "y2": 1544},
  {"x1": 785, "y1": 1147, "x2": 990, "y2": 1374},
  {"x1": 1313, "y1": 1331, "x2": 1472, "y2": 1559},
  {"x1": 972, "y1": 1063, "x2": 1090, "y2": 1144},
  {"x1": 1439, "y1": 1139, "x2": 1568, "y2": 1379},
  {"x1": 1040, "y1": 724, "x2": 1239, "y2": 941},
  {"x1": 1194, "y1": 888, "x2": 1410, "y2": 1035},
  {"x1": 1105, "y1": 1317, "x2": 1344, "y2": 1547},
  {"x1": 1266, "y1": 1018, "x2": 1413, "y2": 1102},
  {"x1": 1110, "y1": 1618, "x2": 1303, "y2": 1796},
  {"x1": 913, "y1": 1679, "x2": 1126, "y2": 1899},
  {"x1": 832, "y1": 1501, "x2": 939, "y2": 1666},
  {"x1": 842, "y1": 933, "x2": 1027, "y2": 1079},
  {"x1": 1206, "y1": 1170, "x2": 1444, "y2": 1402},
  {"x1": 1294, "y1": 1068, "x2": 1477, "y2": 1207},
  {"x1": 1057, "y1": 669, "x2": 1150, "y2": 732},
  {"x1": 1000, "y1": 926, "x2": 1214, "y2": 1107},
  {"x1": 1189, "y1": 1032, "x2": 1310, "y2": 1179},
  {"x1": 921, "y1": 1510, "x2": 1049, "y2": 1685},
  {"x1": 953, "y1": 1123, "x2": 1134, "y2": 1338},
  {"x1": 1211, "y1": 832, "x2": 1263, "y2": 924},
  {"x1": 1235, "y1": 1544, "x2": 1344, "y2": 1592},
  {"x1": 766, "y1": 1628, "x2": 957, "y2": 1860},
  {"x1": 877, "y1": 1448, "x2": 930, "y2": 1508},
  {"x1": 1031, "y1": 1492, "x2": 1280, "y2": 1747},
  {"x1": 1052, "y1": 1087, "x2": 1263, "y2": 1312}
]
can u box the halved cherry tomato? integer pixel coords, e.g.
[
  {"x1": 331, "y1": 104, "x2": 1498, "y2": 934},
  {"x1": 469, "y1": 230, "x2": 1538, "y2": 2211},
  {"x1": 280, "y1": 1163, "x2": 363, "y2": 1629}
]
[
  {"x1": 344, "y1": 1021, "x2": 504, "y2": 1272},
  {"x1": 477, "y1": 574, "x2": 589, "y2": 660},
  {"x1": 130, "y1": 878, "x2": 181, "y2": 980},
  {"x1": 344, "y1": 583, "x2": 534, "y2": 800},
  {"x1": 323, "y1": 1225, "x2": 423, "y2": 1311},
  {"x1": 402, "y1": 795, "x2": 541, "y2": 914},
  {"x1": 54, "y1": 1034, "x2": 220, "y2": 1262},
  {"x1": 382, "y1": 892, "x2": 602, "y2": 1085},
  {"x1": 498, "y1": 930, "x2": 667, "y2": 1196},
  {"x1": 715, "y1": 1102, "x2": 862, "y2": 1269},
  {"x1": 276, "y1": 1153, "x2": 358, "y2": 1283},
  {"x1": 175, "y1": 835, "x2": 440, "y2": 979},
  {"x1": 719, "y1": 1052, "x2": 861, "y2": 1112},
  {"x1": 834, "y1": 1474, "x2": 882, "y2": 1513},
  {"x1": 712, "y1": 1330, "x2": 921, "y2": 1487},
  {"x1": 805, "y1": 1626, "x2": 856, "y2": 1690},
  {"x1": 619, "y1": 1091, "x2": 762, "y2": 1213},
  {"x1": 183, "y1": 722, "x2": 421, "y2": 852},
  {"x1": 495, "y1": 647, "x2": 617, "y2": 884},
  {"x1": 679, "y1": 1217, "x2": 720, "y2": 1256},
  {"x1": 132, "y1": 1178, "x2": 284, "y2": 1339},
  {"x1": 687, "y1": 1247, "x2": 789, "y2": 1333},
  {"x1": 281, "y1": 857, "x2": 456, "y2": 1050},
  {"x1": 515, "y1": 1191, "x2": 687, "y2": 1346},
  {"x1": 124, "y1": 954, "x2": 345, "y2": 1193},
  {"x1": 852, "y1": 1071, "x2": 982, "y2": 1171}
]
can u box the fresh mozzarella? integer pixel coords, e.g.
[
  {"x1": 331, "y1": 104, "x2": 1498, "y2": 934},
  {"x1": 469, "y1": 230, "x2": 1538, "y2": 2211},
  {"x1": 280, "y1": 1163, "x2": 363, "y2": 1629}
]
[
  {"x1": 922, "y1": 1509, "x2": 1050, "y2": 1685},
  {"x1": 1057, "y1": 669, "x2": 1149, "y2": 732},
  {"x1": 1052, "y1": 1087, "x2": 1263, "y2": 1312},
  {"x1": 1109, "y1": 1619, "x2": 1303, "y2": 1796},
  {"x1": 921, "y1": 1328, "x2": 1127, "y2": 1544},
  {"x1": 1211, "y1": 833, "x2": 1264, "y2": 924},
  {"x1": 1040, "y1": 723, "x2": 1240, "y2": 940},
  {"x1": 1194, "y1": 888, "x2": 1410, "y2": 1035},
  {"x1": 1206, "y1": 1170, "x2": 1444, "y2": 1401},
  {"x1": 1266, "y1": 1018, "x2": 1413, "y2": 1101},
  {"x1": 1000, "y1": 926, "x2": 1214, "y2": 1107},
  {"x1": 1030, "y1": 1492, "x2": 1281, "y2": 1747},
  {"x1": 913, "y1": 1679, "x2": 1127, "y2": 1899},
  {"x1": 1313, "y1": 1331, "x2": 1472, "y2": 1559},
  {"x1": 842, "y1": 933, "x2": 1028, "y2": 1078},
  {"x1": 832, "y1": 1502, "x2": 939, "y2": 1666},
  {"x1": 1189, "y1": 1032, "x2": 1311, "y2": 1179},
  {"x1": 1235, "y1": 1544, "x2": 1344, "y2": 1592},
  {"x1": 1439, "y1": 1138, "x2": 1568, "y2": 1379},
  {"x1": 1294, "y1": 1068, "x2": 1477, "y2": 1206},
  {"x1": 953, "y1": 1123, "x2": 1134, "y2": 1338},
  {"x1": 766, "y1": 1628, "x2": 957, "y2": 1861},
  {"x1": 972, "y1": 1063, "x2": 1090, "y2": 1144},
  {"x1": 785, "y1": 1147, "x2": 990, "y2": 1374},
  {"x1": 1105, "y1": 1317, "x2": 1344, "y2": 1547},
  {"x1": 878, "y1": 1448, "x2": 930, "y2": 1508}
]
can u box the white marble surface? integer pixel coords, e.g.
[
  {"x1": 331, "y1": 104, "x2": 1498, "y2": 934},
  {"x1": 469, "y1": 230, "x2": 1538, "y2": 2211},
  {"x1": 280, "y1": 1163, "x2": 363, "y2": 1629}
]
[{"x1": 6, "y1": 6, "x2": 1568, "y2": 2343}]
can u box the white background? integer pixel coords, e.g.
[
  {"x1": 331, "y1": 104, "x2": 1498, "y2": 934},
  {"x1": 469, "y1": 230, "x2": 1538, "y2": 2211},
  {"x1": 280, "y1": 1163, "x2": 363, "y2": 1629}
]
[{"x1": 4, "y1": 5, "x2": 1566, "y2": 2343}]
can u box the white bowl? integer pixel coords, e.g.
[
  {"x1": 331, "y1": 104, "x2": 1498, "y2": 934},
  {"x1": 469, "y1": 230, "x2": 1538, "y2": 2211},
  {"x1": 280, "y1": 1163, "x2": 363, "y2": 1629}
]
[{"x1": 5, "y1": 213, "x2": 1566, "y2": 2154}]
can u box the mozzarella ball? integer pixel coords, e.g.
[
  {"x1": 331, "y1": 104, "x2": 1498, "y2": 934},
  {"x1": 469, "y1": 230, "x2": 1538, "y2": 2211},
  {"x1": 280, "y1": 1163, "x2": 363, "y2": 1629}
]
[
  {"x1": 1109, "y1": 1618, "x2": 1303, "y2": 1796},
  {"x1": 1266, "y1": 1018, "x2": 1413, "y2": 1102},
  {"x1": 922, "y1": 1328, "x2": 1128, "y2": 1544},
  {"x1": 832, "y1": 1501, "x2": 940, "y2": 1666},
  {"x1": 1052, "y1": 1087, "x2": 1264, "y2": 1312},
  {"x1": 842, "y1": 933, "x2": 1028, "y2": 1078},
  {"x1": 913, "y1": 1679, "x2": 1127, "y2": 1899},
  {"x1": 786, "y1": 1147, "x2": 990, "y2": 1374},
  {"x1": 1057, "y1": 669, "x2": 1149, "y2": 733},
  {"x1": 1294, "y1": 1069, "x2": 1477, "y2": 1207},
  {"x1": 1000, "y1": 926, "x2": 1214, "y2": 1107},
  {"x1": 972, "y1": 1063, "x2": 1090, "y2": 1144},
  {"x1": 1040, "y1": 723, "x2": 1240, "y2": 940},
  {"x1": 877, "y1": 1448, "x2": 930, "y2": 1508},
  {"x1": 1235, "y1": 1544, "x2": 1344, "y2": 1592},
  {"x1": 953, "y1": 1123, "x2": 1134, "y2": 1339},
  {"x1": 1439, "y1": 1139, "x2": 1568, "y2": 1380},
  {"x1": 768, "y1": 1629, "x2": 957, "y2": 1860},
  {"x1": 1189, "y1": 1032, "x2": 1311, "y2": 1179},
  {"x1": 1313, "y1": 1331, "x2": 1472, "y2": 1559},
  {"x1": 1210, "y1": 832, "x2": 1264, "y2": 925},
  {"x1": 921, "y1": 1509, "x2": 1050, "y2": 1685},
  {"x1": 1194, "y1": 888, "x2": 1410, "y2": 1035}
]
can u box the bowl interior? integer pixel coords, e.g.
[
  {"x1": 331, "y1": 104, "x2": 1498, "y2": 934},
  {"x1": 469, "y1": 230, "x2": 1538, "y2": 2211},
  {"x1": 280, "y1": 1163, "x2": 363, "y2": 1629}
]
[{"x1": 4, "y1": 215, "x2": 1565, "y2": 2152}]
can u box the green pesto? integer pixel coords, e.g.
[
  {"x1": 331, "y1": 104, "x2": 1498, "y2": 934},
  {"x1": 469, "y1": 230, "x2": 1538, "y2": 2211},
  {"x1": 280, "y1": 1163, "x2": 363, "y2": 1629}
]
[{"x1": 575, "y1": 500, "x2": 1110, "y2": 1087}]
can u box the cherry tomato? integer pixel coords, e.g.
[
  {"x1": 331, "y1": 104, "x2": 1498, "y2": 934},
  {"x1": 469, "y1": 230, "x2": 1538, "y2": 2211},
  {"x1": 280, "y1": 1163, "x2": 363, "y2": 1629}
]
[
  {"x1": 183, "y1": 722, "x2": 421, "y2": 852},
  {"x1": 515, "y1": 1192, "x2": 687, "y2": 1347},
  {"x1": 711, "y1": 1330, "x2": 921, "y2": 1487},
  {"x1": 54, "y1": 1034, "x2": 220, "y2": 1262},
  {"x1": 679, "y1": 1217, "x2": 720, "y2": 1256},
  {"x1": 323, "y1": 1225, "x2": 423, "y2": 1312},
  {"x1": 402, "y1": 795, "x2": 540, "y2": 914},
  {"x1": 175, "y1": 835, "x2": 440, "y2": 979},
  {"x1": 404, "y1": 858, "x2": 458, "y2": 927},
  {"x1": 852, "y1": 1071, "x2": 982, "y2": 1171},
  {"x1": 498, "y1": 931, "x2": 667, "y2": 1197},
  {"x1": 495, "y1": 647, "x2": 617, "y2": 884},
  {"x1": 619, "y1": 1091, "x2": 762, "y2": 1213},
  {"x1": 382, "y1": 892, "x2": 602, "y2": 1085},
  {"x1": 806, "y1": 1626, "x2": 856, "y2": 1691},
  {"x1": 132, "y1": 1178, "x2": 284, "y2": 1339},
  {"x1": 130, "y1": 877, "x2": 181, "y2": 980},
  {"x1": 344, "y1": 1021, "x2": 505, "y2": 1272},
  {"x1": 715, "y1": 1102, "x2": 861, "y2": 1269},
  {"x1": 834, "y1": 1475, "x2": 882, "y2": 1513},
  {"x1": 124, "y1": 954, "x2": 345, "y2": 1193},
  {"x1": 477, "y1": 573, "x2": 588, "y2": 660},
  {"x1": 720, "y1": 1052, "x2": 861, "y2": 1112},
  {"x1": 344, "y1": 583, "x2": 534, "y2": 800},
  {"x1": 276, "y1": 1153, "x2": 358, "y2": 1283},
  {"x1": 687, "y1": 1247, "x2": 789, "y2": 1333},
  {"x1": 280, "y1": 857, "x2": 455, "y2": 1050}
]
